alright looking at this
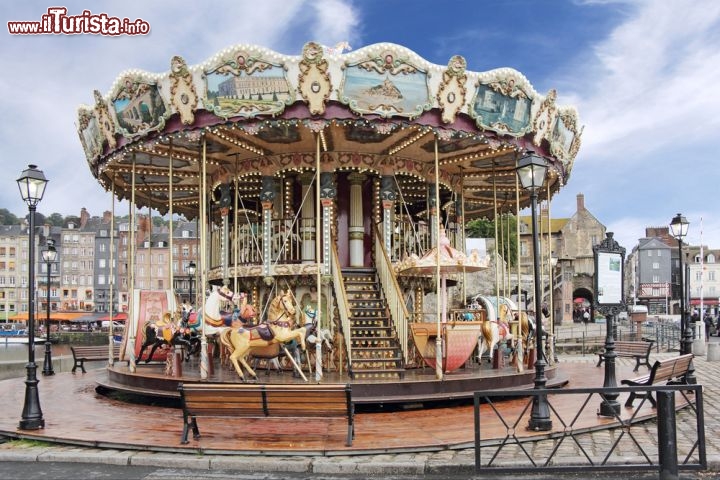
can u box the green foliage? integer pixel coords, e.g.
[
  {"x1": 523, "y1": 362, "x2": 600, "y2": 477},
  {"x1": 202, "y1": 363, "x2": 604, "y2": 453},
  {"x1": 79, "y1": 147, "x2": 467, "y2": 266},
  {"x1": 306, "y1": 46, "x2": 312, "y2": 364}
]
[
  {"x1": 46, "y1": 213, "x2": 65, "y2": 226},
  {"x1": 465, "y1": 215, "x2": 518, "y2": 267},
  {"x1": 0, "y1": 208, "x2": 19, "y2": 225}
]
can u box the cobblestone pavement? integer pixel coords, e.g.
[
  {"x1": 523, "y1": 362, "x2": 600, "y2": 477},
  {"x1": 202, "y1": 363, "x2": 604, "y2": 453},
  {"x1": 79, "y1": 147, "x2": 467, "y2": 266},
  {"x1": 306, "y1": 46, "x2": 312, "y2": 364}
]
[{"x1": 1, "y1": 341, "x2": 719, "y2": 478}]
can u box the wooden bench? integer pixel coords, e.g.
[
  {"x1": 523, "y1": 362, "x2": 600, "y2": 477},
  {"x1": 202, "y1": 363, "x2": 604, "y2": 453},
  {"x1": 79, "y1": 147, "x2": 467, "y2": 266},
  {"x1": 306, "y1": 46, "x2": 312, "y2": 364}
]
[
  {"x1": 71, "y1": 345, "x2": 121, "y2": 373},
  {"x1": 596, "y1": 340, "x2": 654, "y2": 372},
  {"x1": 620, "y1": 354, "x2": 693, "y2": 407},
  {"x1": 178, "y1": 383, "x2": 354, "y2": 446}
]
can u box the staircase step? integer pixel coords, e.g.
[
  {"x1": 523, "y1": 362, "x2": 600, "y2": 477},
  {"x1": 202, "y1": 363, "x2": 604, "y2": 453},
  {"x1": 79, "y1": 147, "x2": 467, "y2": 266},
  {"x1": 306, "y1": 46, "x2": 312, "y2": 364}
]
[
  {"x1": 350, "y1": 321, "x2": 391, "y2": 328},
  {"x1": 351, "y1": 368, "x2": 405, "y2": 380}
]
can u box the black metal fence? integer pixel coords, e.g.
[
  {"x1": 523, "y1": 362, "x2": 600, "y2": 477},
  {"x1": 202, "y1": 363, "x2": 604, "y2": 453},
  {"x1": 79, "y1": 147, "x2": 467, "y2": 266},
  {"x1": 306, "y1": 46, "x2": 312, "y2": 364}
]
[{"x1": 473, "y1": 384, "x2": 705, "y2": 475}]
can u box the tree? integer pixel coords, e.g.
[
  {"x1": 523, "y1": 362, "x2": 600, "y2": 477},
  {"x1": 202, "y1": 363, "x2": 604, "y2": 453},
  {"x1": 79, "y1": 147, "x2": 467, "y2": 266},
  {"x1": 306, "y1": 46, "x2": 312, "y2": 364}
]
[
  {"x1": 0, "y1": 208, "x2": 18, "y2": 225},
  {"x1": 465, "y1": 214, "x2": 518, "y2": 267},
  {"x1": 26, "y1": 211, "x2": 46, "y2": 225},
  {"x1": 46, "y1": 213, "x2": 65, "y2": 226}
]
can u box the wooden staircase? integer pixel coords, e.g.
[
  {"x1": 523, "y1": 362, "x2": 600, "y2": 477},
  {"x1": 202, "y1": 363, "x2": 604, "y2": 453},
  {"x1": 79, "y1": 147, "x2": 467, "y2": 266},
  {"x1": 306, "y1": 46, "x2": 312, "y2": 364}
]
[{"x1": 342, "y1": 268, "x2": 405, "y2": 380}]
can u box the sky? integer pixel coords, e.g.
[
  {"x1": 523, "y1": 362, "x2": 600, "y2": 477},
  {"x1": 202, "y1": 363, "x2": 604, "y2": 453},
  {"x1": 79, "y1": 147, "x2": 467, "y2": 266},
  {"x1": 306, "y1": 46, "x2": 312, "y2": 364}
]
[{"x1": 1, "y1": 0, "x2": 719, "y2": 253}]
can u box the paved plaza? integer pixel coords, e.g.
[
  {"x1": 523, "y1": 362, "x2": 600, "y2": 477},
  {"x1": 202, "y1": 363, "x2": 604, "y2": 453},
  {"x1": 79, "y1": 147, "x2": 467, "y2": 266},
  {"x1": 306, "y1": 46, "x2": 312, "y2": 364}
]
[{"x1": 0, "y1": 328, "x2": 718, "y2": 478}]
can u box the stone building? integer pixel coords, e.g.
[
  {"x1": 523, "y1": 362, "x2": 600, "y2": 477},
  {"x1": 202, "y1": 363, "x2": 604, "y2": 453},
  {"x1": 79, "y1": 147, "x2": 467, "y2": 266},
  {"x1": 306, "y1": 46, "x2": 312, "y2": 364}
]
[{"x1": 518, "y1": 193, "x2": 606, "y2": 324}]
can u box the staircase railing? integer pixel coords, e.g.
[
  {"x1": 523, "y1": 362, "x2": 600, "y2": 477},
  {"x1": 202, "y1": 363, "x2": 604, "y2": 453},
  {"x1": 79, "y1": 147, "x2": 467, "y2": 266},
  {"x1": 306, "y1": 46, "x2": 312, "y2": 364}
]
[
  {"x1": 330, "y1": 239, "x2": 353, "y2": 373},
  {"x1": 373, "y1": 223, "x2": 410, "y2": 363}
]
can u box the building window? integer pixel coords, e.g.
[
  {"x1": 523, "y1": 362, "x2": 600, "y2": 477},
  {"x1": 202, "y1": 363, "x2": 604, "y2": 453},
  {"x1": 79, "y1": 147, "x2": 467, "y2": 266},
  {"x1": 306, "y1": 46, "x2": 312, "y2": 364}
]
[
  {"x1": 709, "y1": 271, "x2": 716, "y2": 281},
  {"x1": 99, "y1": 259, "x2": 106, "y2": 268},
  {"x1": 708, "y1": 254, "x2": 716, "y2": 264},
  {"x1": 648, "y1": 250, "x2": 652, "y2": 257},
  {"x1": 696, "y1": 271, "x2": 702, "y2": 281},
  {"x1": 652, "y1": 262, "x2": 659, "y2": 269},
  {"x1": 652, "y1": 275, "x2": 659, "y2": 283}
]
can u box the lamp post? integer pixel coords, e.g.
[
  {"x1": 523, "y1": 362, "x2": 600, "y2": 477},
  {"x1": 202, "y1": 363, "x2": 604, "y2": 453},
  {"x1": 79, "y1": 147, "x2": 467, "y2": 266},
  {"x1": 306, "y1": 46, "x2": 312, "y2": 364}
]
[
  {"x1": 41, "y1": 239, "x2": 57, "y2": 376},
  {"x1": 669, "y1": 213, "x2": 696, "y2": 383},
  {"x1": 17, "y1": 164, "x2": 48, "y2": 430},
  {"x1": 516, "y1": 152, "x2": 552, "y2": 431},
  {"x1": 669, "y1": 214, "x2": 690, "y2": 355},
  {"x1": 187, "y1": 261, "x2": 196, "y2": 305}
]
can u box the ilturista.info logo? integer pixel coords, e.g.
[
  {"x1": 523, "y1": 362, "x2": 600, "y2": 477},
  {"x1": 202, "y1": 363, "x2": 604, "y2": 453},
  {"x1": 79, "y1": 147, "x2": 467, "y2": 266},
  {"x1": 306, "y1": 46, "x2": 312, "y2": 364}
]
[{"x1": 8, "y1": 7, "x2": 150, "y2": 35}]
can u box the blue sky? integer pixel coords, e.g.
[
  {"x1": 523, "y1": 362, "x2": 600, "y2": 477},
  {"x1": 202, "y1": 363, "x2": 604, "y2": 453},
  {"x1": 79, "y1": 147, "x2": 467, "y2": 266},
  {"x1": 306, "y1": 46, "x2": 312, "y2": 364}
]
[{"x1": 1, "y1": 0, "x2": 719, "y2": 251}]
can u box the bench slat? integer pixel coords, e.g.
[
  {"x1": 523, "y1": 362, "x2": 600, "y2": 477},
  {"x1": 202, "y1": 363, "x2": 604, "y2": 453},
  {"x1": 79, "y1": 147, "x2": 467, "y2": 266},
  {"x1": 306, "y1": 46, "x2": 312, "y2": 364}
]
[
  {"x1": 179, "y1": 382, "x2": 354, "y2": 446},
  {"x1": 620, "y1": 354, "x2": 693, "y2": 407}
]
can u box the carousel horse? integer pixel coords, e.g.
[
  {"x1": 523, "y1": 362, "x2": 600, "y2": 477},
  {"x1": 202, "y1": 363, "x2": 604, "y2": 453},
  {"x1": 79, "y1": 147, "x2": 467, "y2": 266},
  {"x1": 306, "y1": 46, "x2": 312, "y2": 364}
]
[
  {"x1": 137, "y1": 312, "x2": 194, "y2": 363},
  {"x1": 182, "y1": 286, "x2": 254, "y2": 336},
  {"x1": 246, "y1": 302, "x2": 321, "y2": 377},
  {"x1": 476, "y1": 302, "x2": 514, "y2": 364},
  {"x1": 220, "y1": 289, "x2": 308, "y2": 381}
]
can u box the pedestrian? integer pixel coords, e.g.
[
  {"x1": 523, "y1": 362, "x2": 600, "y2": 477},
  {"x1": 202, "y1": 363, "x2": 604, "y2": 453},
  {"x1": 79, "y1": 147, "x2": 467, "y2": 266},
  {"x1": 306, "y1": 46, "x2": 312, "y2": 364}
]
[
  {"x1": 583, "y1": 309, "x2": 590, "y2": 324},
  {"x1": 704, "y1": 314, "x2": 715, "y2": 338}
]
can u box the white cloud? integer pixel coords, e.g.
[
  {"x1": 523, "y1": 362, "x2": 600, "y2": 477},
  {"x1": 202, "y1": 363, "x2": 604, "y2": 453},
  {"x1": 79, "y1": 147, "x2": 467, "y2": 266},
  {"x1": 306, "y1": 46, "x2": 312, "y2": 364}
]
[{"x1": 570, "y1": 0, "x2": 720, "y2": 159}]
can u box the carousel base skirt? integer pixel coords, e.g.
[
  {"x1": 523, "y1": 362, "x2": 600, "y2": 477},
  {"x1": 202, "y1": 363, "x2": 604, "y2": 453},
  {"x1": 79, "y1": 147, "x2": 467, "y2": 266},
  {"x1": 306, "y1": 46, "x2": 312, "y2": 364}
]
[{"x1": 98, "y1": 356, "x2": 566, "y2": 408}]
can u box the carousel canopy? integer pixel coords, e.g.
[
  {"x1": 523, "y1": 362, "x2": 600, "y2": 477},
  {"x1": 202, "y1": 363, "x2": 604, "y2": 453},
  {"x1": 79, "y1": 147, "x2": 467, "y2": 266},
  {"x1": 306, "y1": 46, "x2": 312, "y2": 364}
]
[{"x1": 76, "y1": 42, "x2": 582, "y2": 220}]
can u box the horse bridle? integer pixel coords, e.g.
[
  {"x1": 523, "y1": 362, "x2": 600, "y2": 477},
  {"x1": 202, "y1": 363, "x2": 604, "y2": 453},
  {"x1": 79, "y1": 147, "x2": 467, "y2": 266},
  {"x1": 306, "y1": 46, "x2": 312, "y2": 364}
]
[{"x1": 269, "y1": 294, "x2": 296, "y2": 328}]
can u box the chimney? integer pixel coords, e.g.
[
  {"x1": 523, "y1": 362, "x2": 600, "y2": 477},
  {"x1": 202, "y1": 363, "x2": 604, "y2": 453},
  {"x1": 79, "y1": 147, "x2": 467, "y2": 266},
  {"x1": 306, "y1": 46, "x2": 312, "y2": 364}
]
[
  {"x1": 576, "y1": 193, "x2": 585, "y2": 212},
  {"x1": 102, "y1": 210, "x2": 112, "y2": 223},
  {"x1": 80, "y1": 207, "x2": 90, "y2": 228}
]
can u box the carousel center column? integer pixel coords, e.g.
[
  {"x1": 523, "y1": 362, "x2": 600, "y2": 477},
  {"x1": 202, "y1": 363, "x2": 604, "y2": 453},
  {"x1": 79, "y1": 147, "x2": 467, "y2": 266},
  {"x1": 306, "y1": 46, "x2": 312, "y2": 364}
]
[
  {"x1": 427, "y1": 182, "x2": 438, "y2": 247},
  {"x1": 260, "y1": 176, "x2": 276, "y2": 278},
  {"x1": 380, "y1": 175, "x2": 397, "y2": 257},
  {"x1": 320, "y1": 172, "x2": 337, "y2": 275},
  {"x1": 348, "y1": 173, "x2": 366, "y2": 267},
  {"x1": 300, "y1": 172, "x2": 316, "y2": 263}
]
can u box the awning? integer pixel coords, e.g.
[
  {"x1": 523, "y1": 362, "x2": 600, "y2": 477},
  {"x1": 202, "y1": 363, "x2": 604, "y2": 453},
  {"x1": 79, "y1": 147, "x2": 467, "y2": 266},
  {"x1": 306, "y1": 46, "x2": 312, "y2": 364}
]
[
  {"x1": 690, "y1": 299, "x2": 719, "y2": 305},
  {"x1": 97, "y1": 313, "x2": 127, "y2": 322},
  {"x1": 10, "y1": 312, "x2": 88, "y2": 322}
]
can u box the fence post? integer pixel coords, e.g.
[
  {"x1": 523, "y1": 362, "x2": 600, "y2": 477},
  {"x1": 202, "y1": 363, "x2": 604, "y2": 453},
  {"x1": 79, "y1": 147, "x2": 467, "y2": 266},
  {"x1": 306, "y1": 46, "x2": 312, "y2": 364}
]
[{"x1": 657, "y1": 390, "x2": 678, "y2": 480}]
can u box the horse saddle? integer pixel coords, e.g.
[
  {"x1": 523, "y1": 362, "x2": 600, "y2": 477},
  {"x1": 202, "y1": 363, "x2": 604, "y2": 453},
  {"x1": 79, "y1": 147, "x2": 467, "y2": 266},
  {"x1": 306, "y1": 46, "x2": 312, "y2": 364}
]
[{"x1": 246, "y1": 323, "x2": 274, "y2": 342}]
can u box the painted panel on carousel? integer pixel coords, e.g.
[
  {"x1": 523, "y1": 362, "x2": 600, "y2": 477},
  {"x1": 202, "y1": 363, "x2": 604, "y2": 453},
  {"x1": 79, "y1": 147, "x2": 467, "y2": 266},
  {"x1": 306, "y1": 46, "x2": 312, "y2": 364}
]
[
  {"x1": 340, "y1": 48, "x2": 431, "y2": 118},
  {"x1": 77, "y1": 109, "x2": 103, "y2": 162},
  {"x1": 203, "y1": 50, "x2": 294, "y2": 120},
  {"x1": 111, "y1": 76, "x2": 169, "y2": 138},
  {"x1": 471, "y1": 76, "x2": 532, "y2": 135},
  {"x1": 549, "y1": 108, "x2": 583, "y2": 164}
]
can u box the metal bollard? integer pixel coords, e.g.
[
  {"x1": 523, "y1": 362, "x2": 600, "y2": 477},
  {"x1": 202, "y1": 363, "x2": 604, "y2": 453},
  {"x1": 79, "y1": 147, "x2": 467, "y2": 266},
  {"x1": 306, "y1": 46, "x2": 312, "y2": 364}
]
[
  {"x1": 707, "y1": 342, "x2": 720, "y2": 362},
  {"x1": 657, "y1": 390, "x2": 678, "y2": 480}
]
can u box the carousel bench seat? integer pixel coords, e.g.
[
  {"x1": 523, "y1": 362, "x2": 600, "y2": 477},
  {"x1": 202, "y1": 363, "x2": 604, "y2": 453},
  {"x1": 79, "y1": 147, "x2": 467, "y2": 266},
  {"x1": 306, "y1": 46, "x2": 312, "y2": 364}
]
[
  {"x1": 620, "y1": 353, "x2": 693, "y2": 407},
  {"x1": 71, "y1": 345, "x2": 121, "y2": 373},
  {"x1": 178, "y1": 382, "x2": 354, "y2": 446},
  {"x1": 596, "y1": 340, "x2": 654, "y2": 372}
]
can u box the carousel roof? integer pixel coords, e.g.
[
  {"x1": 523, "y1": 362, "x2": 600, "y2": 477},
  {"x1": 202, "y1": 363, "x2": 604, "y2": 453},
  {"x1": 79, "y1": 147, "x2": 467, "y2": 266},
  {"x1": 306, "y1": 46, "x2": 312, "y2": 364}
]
[{"x1": 76, "y1": 42, "x2": 582, "y2": 220}]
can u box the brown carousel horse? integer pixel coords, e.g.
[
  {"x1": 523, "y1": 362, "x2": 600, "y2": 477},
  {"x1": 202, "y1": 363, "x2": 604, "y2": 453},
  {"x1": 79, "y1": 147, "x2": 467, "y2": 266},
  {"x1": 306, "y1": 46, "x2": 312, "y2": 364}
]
[{"x1": 220, "y1": 289, "x2": 308, "y2": 381}]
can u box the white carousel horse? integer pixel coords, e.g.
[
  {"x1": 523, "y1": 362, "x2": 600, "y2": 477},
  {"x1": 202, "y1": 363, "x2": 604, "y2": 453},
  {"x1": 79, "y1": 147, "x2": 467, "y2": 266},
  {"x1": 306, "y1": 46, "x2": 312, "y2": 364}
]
[
  {"x1": 301, "y1": 304, "x2": 334, "y2": 373},
  {"x1": 183, "y1": 285, "x2": 252, "y2": 337},
  {"x1": 475, "y1": 297, "x2": 514, "y2": 364},
  {"x1": 220, "y1": 289, "x2": 308, "y2": 381}
]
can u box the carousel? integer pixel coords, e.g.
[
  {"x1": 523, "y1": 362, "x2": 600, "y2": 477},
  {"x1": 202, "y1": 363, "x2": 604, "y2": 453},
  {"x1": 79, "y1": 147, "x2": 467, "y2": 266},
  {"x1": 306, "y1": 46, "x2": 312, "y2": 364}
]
[{"x1": 76, "y1": 41, "x2": 582, "y2": 405}]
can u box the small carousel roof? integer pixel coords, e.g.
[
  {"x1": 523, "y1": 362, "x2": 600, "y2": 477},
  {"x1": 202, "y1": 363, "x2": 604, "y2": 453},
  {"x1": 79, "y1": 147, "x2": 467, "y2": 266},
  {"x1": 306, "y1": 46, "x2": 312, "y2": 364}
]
[{"x1": 76, "y1": 42, "x2": 582, "y2": 220}]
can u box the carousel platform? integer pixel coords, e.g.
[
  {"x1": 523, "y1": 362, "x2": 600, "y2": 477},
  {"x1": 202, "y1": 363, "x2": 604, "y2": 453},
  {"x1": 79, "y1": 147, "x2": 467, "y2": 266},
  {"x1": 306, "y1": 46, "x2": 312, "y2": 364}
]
[
  {"x1": 0, "y1": 358, "x2": 680, "y2": 456},
  {"x1": 97, "y1": 355, "x2": 567, "y2": 406}
]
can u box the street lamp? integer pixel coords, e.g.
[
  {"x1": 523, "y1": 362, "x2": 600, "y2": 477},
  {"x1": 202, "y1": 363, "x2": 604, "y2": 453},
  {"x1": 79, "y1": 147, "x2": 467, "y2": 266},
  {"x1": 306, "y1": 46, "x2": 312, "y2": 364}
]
[
  {"x1": 17, "y1": 164, "x2": 48, "y2": 430},
  {"x1": 516, "y1": 151, "x2": 552, "y2": 431},
  {"x1": 669, "y1": 213, "x2": 691, "y2": 355},
  {"x1": 187, "y1": 261, "x2": 196, "y2": 305},
  {"x1": 41, "y1": 239, "x2": 57, "y2": 376},
  {"x1": 670, "y1": 213, "x2": 695, "y2": 384}
]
